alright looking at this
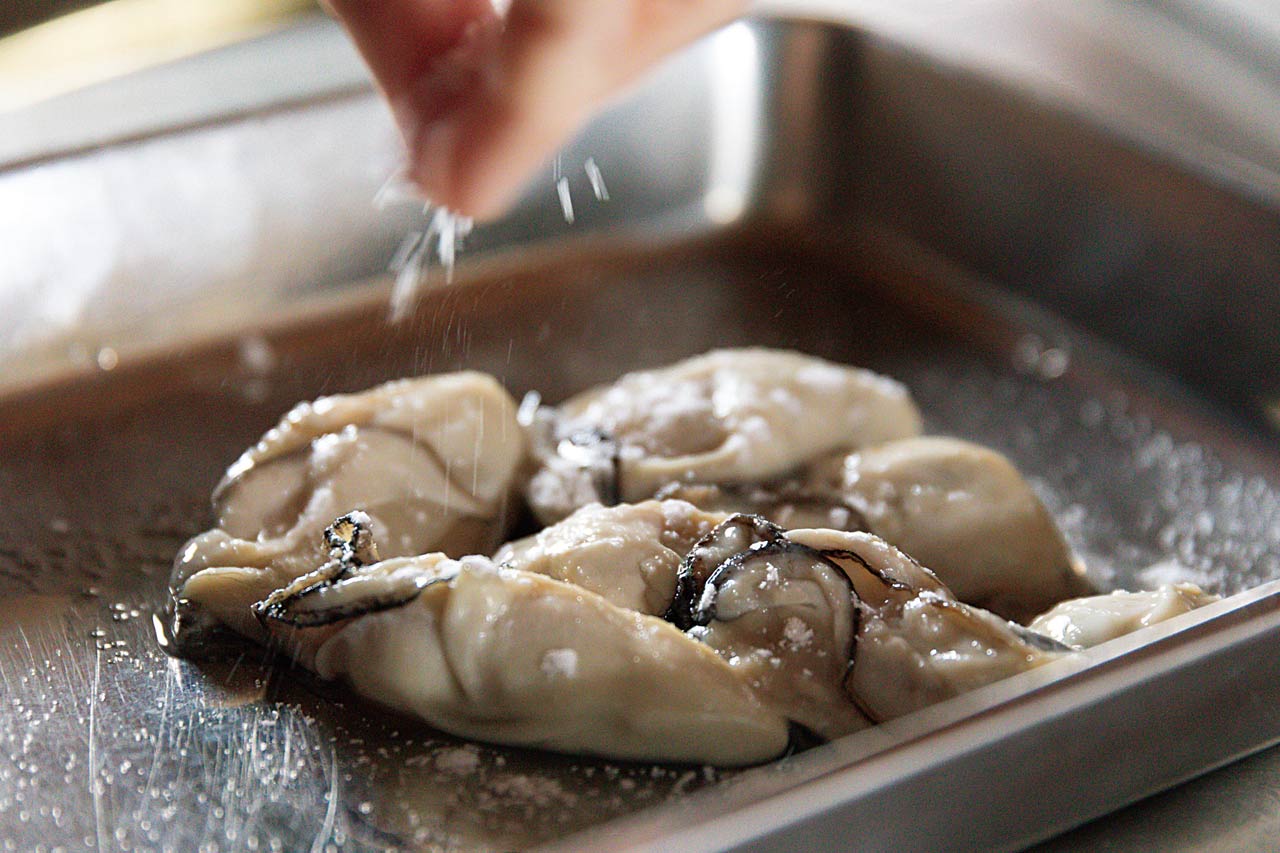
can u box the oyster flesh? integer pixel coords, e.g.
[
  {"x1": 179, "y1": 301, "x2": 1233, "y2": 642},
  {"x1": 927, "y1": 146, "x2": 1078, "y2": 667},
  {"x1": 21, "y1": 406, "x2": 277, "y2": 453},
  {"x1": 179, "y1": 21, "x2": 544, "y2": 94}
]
[
  {"x1": 242, "y1": 515, "x2": 791, "y2": 765},
  {"x1": 786, "y1": 528, "x2": 1071, "y2": 722},
  {"x1": 525, "y1": 348, "x2": 922, "y2": 523},
  {"x1": 669, "y1": 517, "x2": 1069, "y2": 737},
  {"x1": 170, "y1": 372, "x2": 526, "y2": 647},
  {"x1": 1028, "y1": 583, "x2": 1218, "y2": 649},
  {"x1": 661, "y1": 436, "x2": 1090, "y2": 623},
  {"x1": 813, "y1": 436, "x2": 1091, "y2": 622},
  {"x1": 493, "y1": 499, "x2": 729, "y2": 615}
]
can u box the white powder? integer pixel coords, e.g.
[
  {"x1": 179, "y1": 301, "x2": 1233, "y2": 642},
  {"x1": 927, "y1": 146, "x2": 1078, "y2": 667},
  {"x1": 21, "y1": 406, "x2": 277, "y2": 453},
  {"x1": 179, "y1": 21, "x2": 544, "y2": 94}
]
[
  {"x1": 309, "y1": 425, "x2": 358, "y2": 475},
  {"x1": 783, "y1": 616, "x2": 814, "y2": 649},
  {"x1": 540, "y1": 648, "x2": 579, "y2": 679},
  {"x1": 696, "y1": 582, "x2": 718, "y2": 615},
  {"x1": 434, "y1": 745, "x2": 481, "y2": 775}
]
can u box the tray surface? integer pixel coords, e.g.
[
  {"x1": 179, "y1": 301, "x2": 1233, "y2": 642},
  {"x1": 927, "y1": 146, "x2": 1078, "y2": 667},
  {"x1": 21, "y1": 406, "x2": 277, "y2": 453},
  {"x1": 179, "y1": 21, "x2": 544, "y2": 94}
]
[{"x1": 1, "y1": 234, "x2": 1278, "y2": 851}]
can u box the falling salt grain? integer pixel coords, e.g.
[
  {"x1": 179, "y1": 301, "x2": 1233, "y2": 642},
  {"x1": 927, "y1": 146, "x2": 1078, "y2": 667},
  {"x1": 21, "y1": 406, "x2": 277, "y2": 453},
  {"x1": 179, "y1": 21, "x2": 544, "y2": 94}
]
[
  {"x1": 556, "y1": 177, "x2": 575, "y2": 223},
  {"x1": 584, "y1": 157, "x2": 610, "y2": 201},
  {"x1": 387, "y1": 205, "x2": 474, "y2": 323},
  {"x1": 237, "y1": 336, "x2": 276, "y2": 376},
  {"x1": 95, "y1": 347, "x2": 118, "y2": 372}
]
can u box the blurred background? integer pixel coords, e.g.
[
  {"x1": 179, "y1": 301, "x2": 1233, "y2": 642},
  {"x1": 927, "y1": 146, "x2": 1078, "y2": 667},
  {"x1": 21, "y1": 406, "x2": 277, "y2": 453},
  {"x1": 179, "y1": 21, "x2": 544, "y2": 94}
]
[
  {"x1": 2, "y1": 0, "x2": 320, "y2": 109},
  {"x1": 4, "y1": 0, "x2": 1280, "y2": 170},
  {"x1": 2, "y1": 0, "x2": 1279, "y2": 375}
]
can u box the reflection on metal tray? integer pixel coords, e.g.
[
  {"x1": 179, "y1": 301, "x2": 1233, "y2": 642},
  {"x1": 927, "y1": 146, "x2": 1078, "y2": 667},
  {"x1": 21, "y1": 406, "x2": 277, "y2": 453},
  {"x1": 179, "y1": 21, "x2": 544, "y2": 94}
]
[{"x1": 1, "y1": 16, "x2": 1279, "y2": 853}]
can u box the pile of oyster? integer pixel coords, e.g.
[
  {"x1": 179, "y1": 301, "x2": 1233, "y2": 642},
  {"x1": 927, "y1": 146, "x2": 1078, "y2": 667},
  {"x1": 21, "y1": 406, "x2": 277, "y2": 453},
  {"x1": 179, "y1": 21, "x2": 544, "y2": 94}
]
[{"x1": 169, "y1": 349, "x2": 1215, "y2": 765}]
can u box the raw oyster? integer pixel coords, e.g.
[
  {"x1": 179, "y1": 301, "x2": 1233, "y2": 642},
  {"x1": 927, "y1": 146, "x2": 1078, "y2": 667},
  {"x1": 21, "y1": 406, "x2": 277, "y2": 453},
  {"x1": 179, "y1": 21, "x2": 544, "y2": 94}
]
[
  {"x1": 1028, "y1": 583, "x2": 1218, "y2": 649},
  {"x1": 813, "y1": 437, "x2": 1090, "y2": 622},
  {"x1": 493, "y1": 499, "x2": 729, "y2": 615},
  {"x1": 662, "y1": 437, "x2": 1090, "y2": 623},
  {"x1": 525, "y1": 349, "x2": 922, "y2": 523},
  {"x1": 786, "y1": 528, "x2": 1070, "y2": 723},
  {"x1": 654, "y1": 480, "x2": 868, "y2": 532},
  {"x1": 248, "y1": 516, "x2": 790, "y2": 765},
  {"x1": 669, "y1": 517, "x2": 1068, "y2": 736},
  {"x1": 675, "y1": 516, "x2": 868, "y2": 740},
  {"x1": 170, "y1": 372, "x2": 526, "y2": 647}
]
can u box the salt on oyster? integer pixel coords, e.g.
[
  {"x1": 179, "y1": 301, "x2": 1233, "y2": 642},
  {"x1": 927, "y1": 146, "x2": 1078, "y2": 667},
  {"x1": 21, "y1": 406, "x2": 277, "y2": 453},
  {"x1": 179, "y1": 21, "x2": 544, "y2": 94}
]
[
  {"x1": 661, "y1": 437, "x2": 1090, "y2": 624},
  {"x1": 525, "y1": 349, "x2": 922, "y2": 524},
  {"x1": 654, "y1": 480, "x2": 868, "y2": 532},
  {"x1": 230, "y1": 516, "x2": 791, "y2": 766},
  {"x1": 171, "y1": 372, "x2": 526, "y2": 646},
  {"x1": 667, "y1": 516, "x2": 1070, "y2": 738},
  {"x1": 1028, "y1": 583, "x2": 1218, "y2": 649},
  {"x1": 814, "y1": 436, "x2": 1091, "y2": 622},
  {"x1": 493, "y1": 499, "x2": 729, "y2": 615},
  {"x1": 785, "y1": 528, "x2": 1070, "y2": 723},
  {"x1": 671, "y1": 515, "x2": 868, "y2": 740}
]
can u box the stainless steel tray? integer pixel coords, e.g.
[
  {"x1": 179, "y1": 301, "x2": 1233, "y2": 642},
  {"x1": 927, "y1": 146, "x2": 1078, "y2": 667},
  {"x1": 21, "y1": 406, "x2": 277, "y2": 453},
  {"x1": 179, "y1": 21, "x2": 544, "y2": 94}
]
[{"x1": 2, "y1": 17, "x2": 1279, "y2": 853}]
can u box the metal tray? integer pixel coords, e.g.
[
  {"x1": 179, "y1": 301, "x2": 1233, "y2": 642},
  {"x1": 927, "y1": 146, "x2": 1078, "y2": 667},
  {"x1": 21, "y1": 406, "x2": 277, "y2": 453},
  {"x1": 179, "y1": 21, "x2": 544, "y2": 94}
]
[{"x1": 2, "y1": 17, "x2": 1279, "y2": 853}]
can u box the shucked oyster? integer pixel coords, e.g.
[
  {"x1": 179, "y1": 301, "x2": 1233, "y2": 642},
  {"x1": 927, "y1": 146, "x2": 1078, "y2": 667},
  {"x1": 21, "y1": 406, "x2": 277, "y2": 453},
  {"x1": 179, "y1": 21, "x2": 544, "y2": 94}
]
[
  {"x1": 493, "y1": 499, "x2": 730, "y2": 615},
  {"x1": 162, "y1": 352, "x2": 1204, "y2": 768},
  {"x1": 525, "y1": 349, "x2": 922, "y2": 523},
  {"x1": 222, "y1": 515, "x2": 790, "y2": 765},
  {"x1": 661, "y1": 437, "x2": 1090, "y2": 623},
  {"x1": 813, "y1": 436, "x2": 1090, "y2": 622},
  {"x1": 786, "y1": 528, "x2": 1070, "y2": 723},
  {"x1": 668, "y1": 516, "x2": 1069, "y2": 738},
  {"x1": 672, "y1": 515, "x2": 867, "y2": 740},
  {"x1": 170, "y1": 372, "x2": 526, "y2": 646},
  {"x1": 1028, "y1": 583, "x2": 1218, "y2": 649}
]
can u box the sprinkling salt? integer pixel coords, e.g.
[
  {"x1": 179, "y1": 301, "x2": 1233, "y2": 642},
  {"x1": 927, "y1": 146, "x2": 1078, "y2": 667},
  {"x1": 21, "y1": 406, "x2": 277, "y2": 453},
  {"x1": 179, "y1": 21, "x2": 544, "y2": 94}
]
[
  {"x1": 584, "y1": 157, "x2": 610, "y2": 201},
  {"x1": 556, "y1": 176, "x2": 575, "y2": 223},
  {"x1": 387, "y1": 204, "x2": 474, "y2": 323}
]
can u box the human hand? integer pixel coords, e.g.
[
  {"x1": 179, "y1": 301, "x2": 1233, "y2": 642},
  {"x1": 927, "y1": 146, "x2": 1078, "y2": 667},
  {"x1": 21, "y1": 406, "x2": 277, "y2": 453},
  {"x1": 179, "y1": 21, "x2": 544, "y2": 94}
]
[{"x1": 327, "y1": 0, "x2": 746, "y2": 219}]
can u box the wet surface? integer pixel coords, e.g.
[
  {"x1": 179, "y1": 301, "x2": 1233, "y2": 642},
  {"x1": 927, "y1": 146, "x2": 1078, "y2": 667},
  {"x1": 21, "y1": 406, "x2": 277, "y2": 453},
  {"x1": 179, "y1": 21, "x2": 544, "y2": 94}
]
[{"x1": 1, "y1": 235, "x2": 1278, "y2": 850}]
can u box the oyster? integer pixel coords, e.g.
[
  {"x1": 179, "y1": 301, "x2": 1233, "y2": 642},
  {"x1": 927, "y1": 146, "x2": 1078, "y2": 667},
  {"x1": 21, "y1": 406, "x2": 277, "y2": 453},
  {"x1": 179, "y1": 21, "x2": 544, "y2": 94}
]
[
  {"x1": 815, "y1": 437, "x2": 1090, "y2": 622},
  {"x1": 493, "y1": 499, "x2": 729, "y2": 615},
  {"x1": 245, "y1": 515, "x2": 790, "y2": 765},
  {"x1": 170, "y1": 372, "x2": 526, "y2": 647},
  {"x1": 1028, "y1": 583, "x2": 1218, "y2": 649},
  {"x1": 669, "y1": 517, "x2": 1068, "y2": 737},
  {"x1": 786, "y1": 528, "x2": 1069, "y2": 722},
  {"x1": 675, "y1": 516, "x2": 868, "y2": 740},
  {"x1": 525, "y1": 349, "x2": 922, "y2": 523},
  {"x1": 663, "y1": 437, "x2": 1089, "y2": 623}
]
